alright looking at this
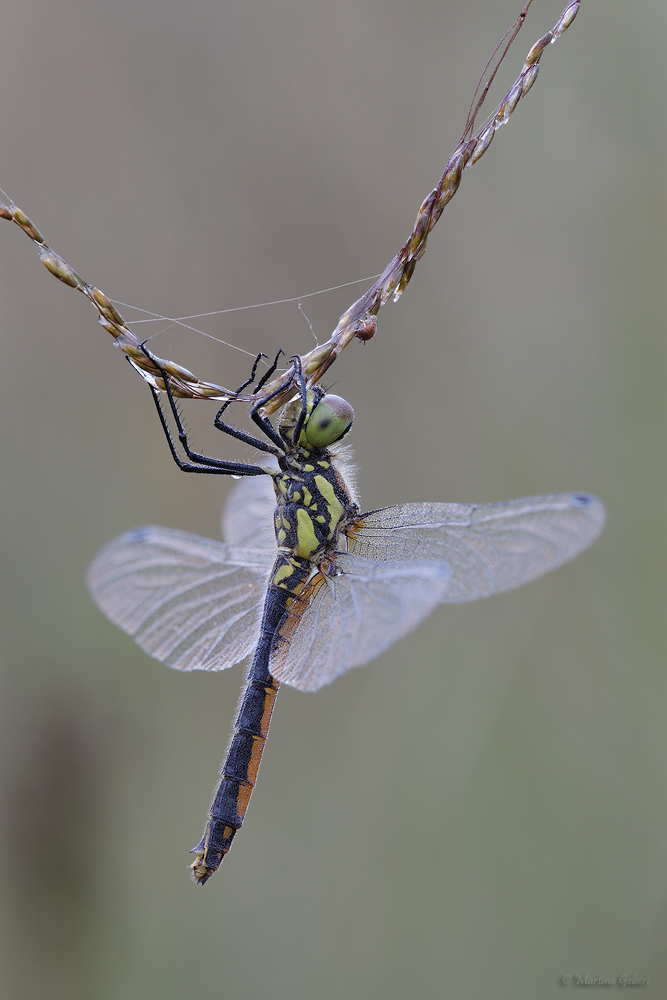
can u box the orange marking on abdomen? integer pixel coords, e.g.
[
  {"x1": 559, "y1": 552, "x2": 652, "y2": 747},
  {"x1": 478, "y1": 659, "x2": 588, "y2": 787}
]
[
  {"x1": 257, "y1": 683, "x2": 278, "y2": 738},
  {"x1": 234, "y1": 781, "x2": 253, "y2": 821}
]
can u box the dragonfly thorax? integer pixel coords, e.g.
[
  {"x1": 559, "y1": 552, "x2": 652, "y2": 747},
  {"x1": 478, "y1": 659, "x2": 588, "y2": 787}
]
[{"x1": 272, "y1": 448, "x2": 357, "y2": 565}]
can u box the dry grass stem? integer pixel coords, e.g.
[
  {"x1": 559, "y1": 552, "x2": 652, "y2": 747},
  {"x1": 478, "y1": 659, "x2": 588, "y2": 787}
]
[{"x1": 0, "y1": 1, "x2": 580, "y2": 414}]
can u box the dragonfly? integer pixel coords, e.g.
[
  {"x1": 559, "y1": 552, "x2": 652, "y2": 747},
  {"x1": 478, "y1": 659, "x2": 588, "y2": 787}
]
[{"x1": 87, "y1": 352, "x2": 605, "y2": 883}]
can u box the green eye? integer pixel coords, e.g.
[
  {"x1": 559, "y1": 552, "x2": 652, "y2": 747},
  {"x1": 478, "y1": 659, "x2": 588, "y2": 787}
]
[{"x1": 305, "y1": 395, "x2": 354, "y2": 448}]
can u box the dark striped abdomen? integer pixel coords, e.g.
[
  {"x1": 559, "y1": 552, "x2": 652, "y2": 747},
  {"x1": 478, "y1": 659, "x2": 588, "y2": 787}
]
[{"x1": 190, "y1": 559, "x2": 309, "y2": 884}]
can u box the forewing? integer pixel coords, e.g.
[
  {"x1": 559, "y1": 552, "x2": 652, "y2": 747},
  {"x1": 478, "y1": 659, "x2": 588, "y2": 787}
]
[
  {"x1": 221, "y1": 475, "x2": 276, "y2": 551},
  {"x1": 268, "y1": 555, "x2": 452, "y2": 691},
  {"x1": 269, "y1": 491, "x2": 604, "y2": 691},
  {"x1": 347, "y1": 492, "x2": 605, "y2": 602},
  {"x1": 87, "y1": 526, "x2": 274, "y2": 671}
]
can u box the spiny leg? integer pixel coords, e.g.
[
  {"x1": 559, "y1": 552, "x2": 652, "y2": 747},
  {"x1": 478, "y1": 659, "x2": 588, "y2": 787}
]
[
  {"x1": 228, "y1": 351, "x2": 269, "y2": 398},
  {"x1": 138, "y1": 345, "x2": 274, "y2": 475},
  {"x1": 212, "y1": 350, "x2": 288, "y2": 454},
  {"x1": 246, "y1": 356, "x2": 304, "y2": 451},
  {"x1": 289, "y1": 355, "x2": 309, "y2": 446},
  {"x1": 254, "y1": 348, "x2": 284, "y2": 395}
]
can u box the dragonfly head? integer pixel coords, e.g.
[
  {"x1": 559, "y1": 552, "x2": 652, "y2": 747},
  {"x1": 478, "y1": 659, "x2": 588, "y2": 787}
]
[{"x1": 279, "y1": 389, "x2": 354, "y2": 451}]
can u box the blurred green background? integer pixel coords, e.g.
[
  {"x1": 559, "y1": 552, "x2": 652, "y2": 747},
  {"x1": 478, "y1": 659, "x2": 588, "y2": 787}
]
[{"x1": 1, "y1": 1, "x2": 665, "y2": 997}]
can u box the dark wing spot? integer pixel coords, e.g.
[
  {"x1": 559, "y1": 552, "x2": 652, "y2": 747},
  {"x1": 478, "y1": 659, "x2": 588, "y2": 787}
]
[{"x1": 127, "y1": 527, "x2": 151, "y2": 543}]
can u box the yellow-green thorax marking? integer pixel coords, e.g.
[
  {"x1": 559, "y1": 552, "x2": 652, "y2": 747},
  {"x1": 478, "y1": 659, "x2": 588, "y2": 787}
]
[{"x1": 270, "y1": 390, "x2": 357, "y2": 592}]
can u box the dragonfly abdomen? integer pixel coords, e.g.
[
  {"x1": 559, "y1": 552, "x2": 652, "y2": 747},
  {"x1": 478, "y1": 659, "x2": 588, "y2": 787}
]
[
  {"x1": 189, "y1": 566, "x2": 311, "y2": 884},
  {"x1": 189, "y1": 680, "x2": 280, "y2": 883},
  {"x1": 189, "y1": 615, "x2": 282, "y2": 883}
]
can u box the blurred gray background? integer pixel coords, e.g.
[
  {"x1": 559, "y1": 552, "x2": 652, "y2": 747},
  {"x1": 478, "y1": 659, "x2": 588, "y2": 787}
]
[{"x1": 1, "y1": 1, "x2": 665, "y2": 997}]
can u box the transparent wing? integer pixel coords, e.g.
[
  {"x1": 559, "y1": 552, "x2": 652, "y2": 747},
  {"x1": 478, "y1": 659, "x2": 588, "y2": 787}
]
[
  {"x1": 222, "y1": 475, "x2": 276, "y2": 550},
  {"x1": 269, "y1": 491, "x2": 604, "y2": 691},
  {"x1": 87, "y1": 526, "x2": 274, "y2": 671},
  {"x1": 268, "y1": 555, "x2": 452, "y2": 691},
  {"x1": 347, "y1": 492, "x2": 605, "y2": 602}
]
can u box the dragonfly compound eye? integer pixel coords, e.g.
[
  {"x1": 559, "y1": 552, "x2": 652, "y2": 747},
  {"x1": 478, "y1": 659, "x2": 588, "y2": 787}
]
[{"x1": 305, "y1": 395, "x2": 354, "y2": 448}]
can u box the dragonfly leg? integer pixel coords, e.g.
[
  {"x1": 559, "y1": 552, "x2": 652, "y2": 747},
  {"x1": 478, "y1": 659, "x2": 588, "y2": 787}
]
[
  {"x1": 288, "y1": 355, "x2": 308, "y2": 446},
  {"x1": 210, "y1": 349, "x2": 287, "y2": 453},
  {"x1": 139, "y1": 345, "x2": 279, "y2": 474}
]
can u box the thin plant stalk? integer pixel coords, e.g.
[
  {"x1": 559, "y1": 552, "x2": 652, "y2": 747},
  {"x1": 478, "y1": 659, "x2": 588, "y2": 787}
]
[{"x1": 0, "y1": 1, "x2": 581, "y2": 414}]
